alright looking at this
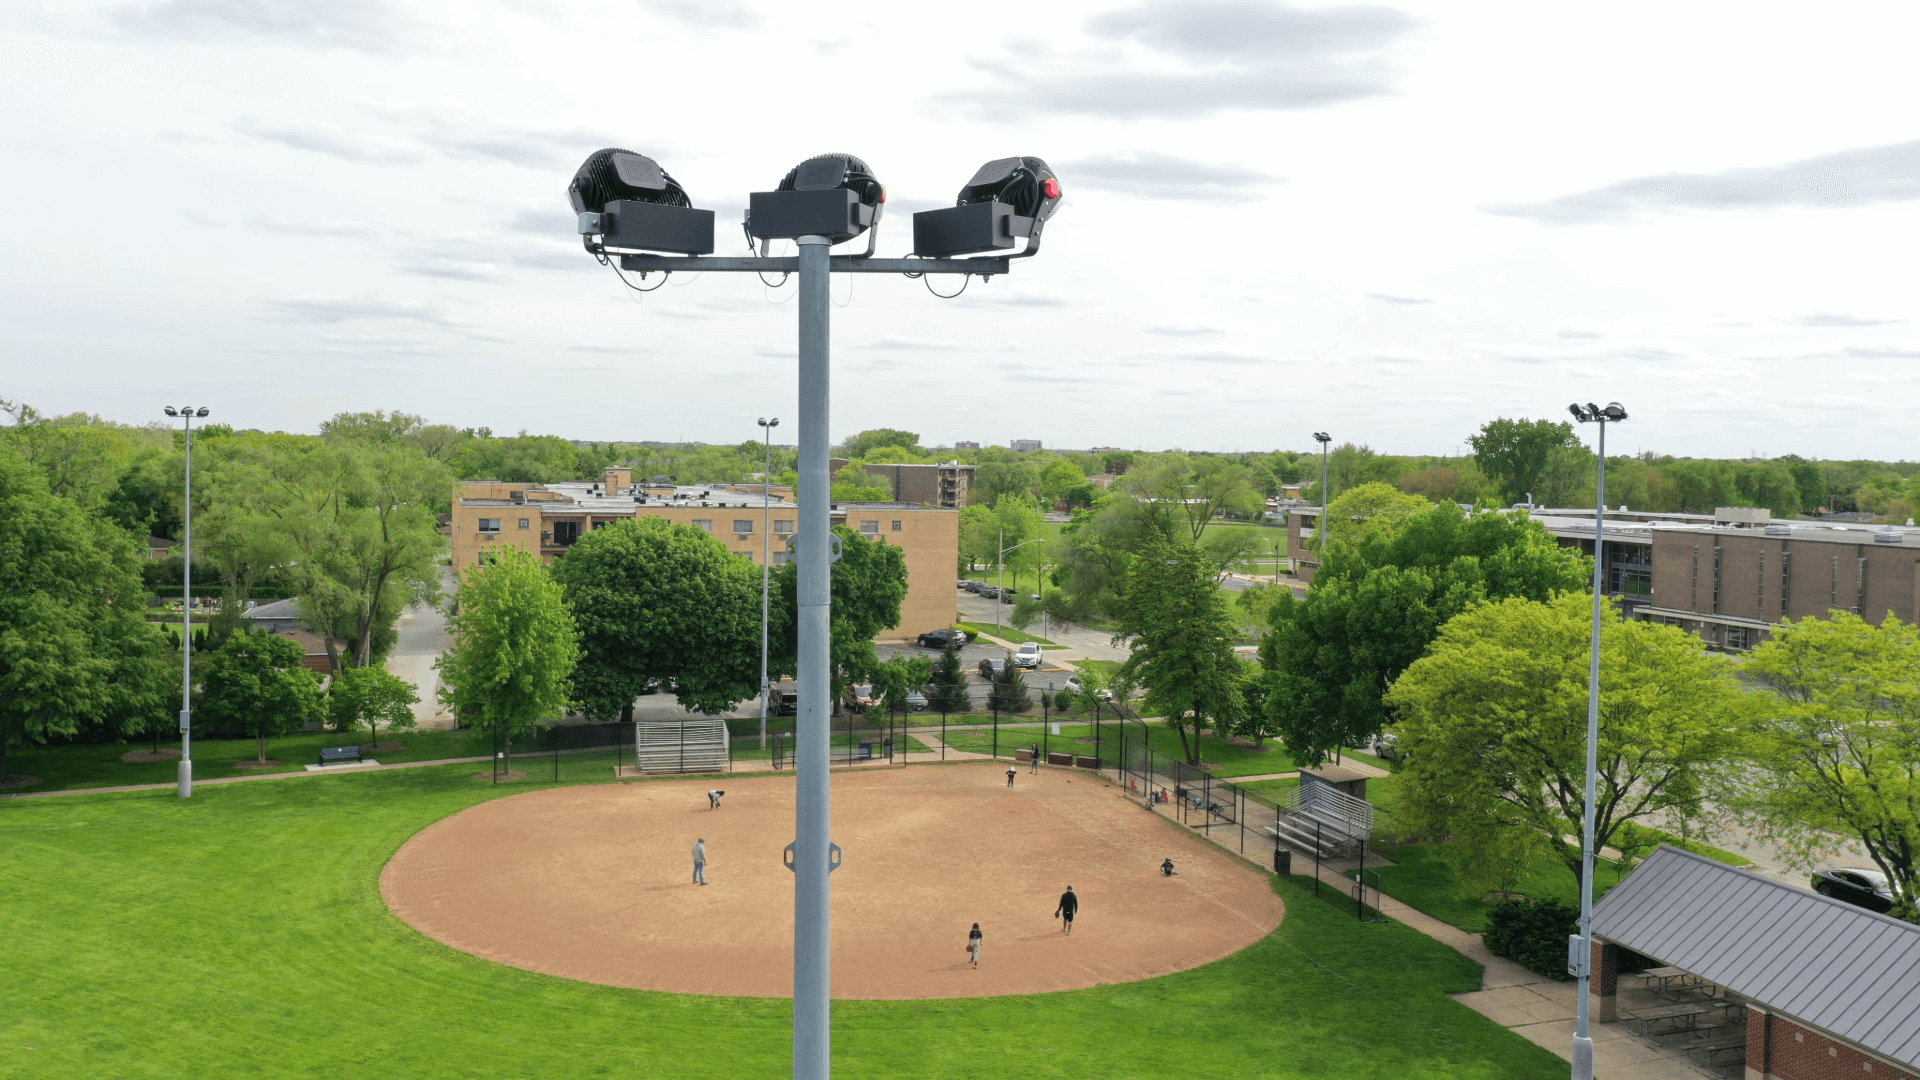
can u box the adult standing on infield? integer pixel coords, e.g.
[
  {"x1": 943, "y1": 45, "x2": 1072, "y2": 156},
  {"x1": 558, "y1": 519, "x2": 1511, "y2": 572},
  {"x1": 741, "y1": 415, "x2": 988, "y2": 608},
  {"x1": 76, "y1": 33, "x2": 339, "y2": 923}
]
[
  {"x1": 692, "y1": 837, "x2": 707, "y2": 885},
  {"x1": 1054, "y1": 884, "x2": 1078, "y2": 934},
  {"x1": 967, "y1": 923, "x2": 983, "y2": 968},
  {"x1": 1030, "y1": 742, "x2": 1040, "y2": 774}
]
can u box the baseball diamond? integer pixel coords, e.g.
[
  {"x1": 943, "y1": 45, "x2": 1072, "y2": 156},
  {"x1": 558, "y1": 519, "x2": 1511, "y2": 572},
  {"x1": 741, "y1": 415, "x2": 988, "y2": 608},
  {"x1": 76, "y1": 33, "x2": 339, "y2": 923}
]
[{"x1": 381, "y1": 761, "x2": 1283, "y2": 998}]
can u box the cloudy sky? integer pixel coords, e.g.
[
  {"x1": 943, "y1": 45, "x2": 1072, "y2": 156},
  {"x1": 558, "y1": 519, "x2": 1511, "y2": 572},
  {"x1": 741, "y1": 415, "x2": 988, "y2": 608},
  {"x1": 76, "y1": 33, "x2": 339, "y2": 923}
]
[{"x1": 5, "y1": 1, "x2": 1917, "y2": 457}]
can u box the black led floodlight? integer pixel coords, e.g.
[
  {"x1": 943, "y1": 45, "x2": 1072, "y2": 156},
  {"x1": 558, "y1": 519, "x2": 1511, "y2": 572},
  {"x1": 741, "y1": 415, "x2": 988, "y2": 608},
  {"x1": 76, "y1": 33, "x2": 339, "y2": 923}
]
[
  {"x1": 745, "y1": 153, "x2": 885, "y2": 254},
  {"x1": 912, "y1": 156, "x2": 1062, "y2": 259},
  {"x1": 570, "y1": 148, "x2": 714, "y2": 256}
]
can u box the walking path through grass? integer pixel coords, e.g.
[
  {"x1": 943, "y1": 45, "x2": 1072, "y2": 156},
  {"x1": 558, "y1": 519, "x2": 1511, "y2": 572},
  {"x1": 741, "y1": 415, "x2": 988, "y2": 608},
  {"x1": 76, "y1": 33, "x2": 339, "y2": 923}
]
[{"x1": 1, "y1": 763, "x2": 1565, "y2": 1079}]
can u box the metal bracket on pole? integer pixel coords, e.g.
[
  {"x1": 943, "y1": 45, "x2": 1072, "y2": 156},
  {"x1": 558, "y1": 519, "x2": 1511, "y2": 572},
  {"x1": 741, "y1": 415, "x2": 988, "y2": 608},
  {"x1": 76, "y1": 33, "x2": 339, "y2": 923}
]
[
  {"x1": 619, "y1": 254, "x2": 1008, "y2": 275},
  {"x1": 782, "y1": 842, "x2": 843, "y2": 874}
]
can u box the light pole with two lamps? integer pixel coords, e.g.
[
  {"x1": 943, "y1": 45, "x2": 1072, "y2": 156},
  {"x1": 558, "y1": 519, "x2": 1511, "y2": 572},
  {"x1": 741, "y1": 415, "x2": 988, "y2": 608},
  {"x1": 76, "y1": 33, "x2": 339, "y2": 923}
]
[
  {"x1": 1312, "y1": 432, "x2": 1332, "y2": 551},
  {"x1": 1566, "y1": 400, "x2": 1626, "y2": 1080},
  {"x1": 758, "y1": 417, "x2": 780, "y2": 751},
  {"x1": 163, "y1": 405, "x2": 210, "y2": 799}
]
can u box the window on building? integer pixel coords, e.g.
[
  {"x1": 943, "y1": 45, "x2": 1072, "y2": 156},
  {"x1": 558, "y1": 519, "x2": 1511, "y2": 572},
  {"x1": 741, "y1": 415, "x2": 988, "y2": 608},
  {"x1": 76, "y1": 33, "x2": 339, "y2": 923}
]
[
  {"x1": 518, "y1": 518, "x2": 530, "y2": 530},
  {"x1": 774, "y1": 551, "x2": 790, "y2": 565},
  {"x1": 859, "y1": 520, "x2": 879, "y2": 534},
  {"x1": 1725, "y1": 626, "x2": 1751, "y2": 651},
  {"x1": 692, "y1": 520, "x2": 713, "y2": 533},
  {"x1": 891, "y1": 520, "x2": 902, "y2": 531},
  {"x1": 774, "y1": 519, "x2": 795, "y2": 535},
  {"x1": 736, "y1": 551, "x2": 753, "y2": 560},
  {"x1": 478, "y1": 518, "x2": 501, "y2": 533},
  {"x1": 734, "y1": 519, "x2": 755, "y2": 534},
  {"x1": 551, "y1": 520, "x2": 581, "y2": 547}
]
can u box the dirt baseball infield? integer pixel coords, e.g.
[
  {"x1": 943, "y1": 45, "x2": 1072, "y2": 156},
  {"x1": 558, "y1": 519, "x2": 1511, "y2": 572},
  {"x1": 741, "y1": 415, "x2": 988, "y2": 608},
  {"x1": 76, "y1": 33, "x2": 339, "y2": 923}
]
[{"x1": 381, "y1": 761, "x2": 1284, "y2": 999}]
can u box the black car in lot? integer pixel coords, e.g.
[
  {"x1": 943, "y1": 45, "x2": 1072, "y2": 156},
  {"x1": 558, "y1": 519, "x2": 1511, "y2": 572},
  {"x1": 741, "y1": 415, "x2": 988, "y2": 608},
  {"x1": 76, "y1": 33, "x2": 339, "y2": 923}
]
[
  {"x1": 916, "y1": 628, "x2": 970, "y2": 649},
  {"x1": 1811, "y1": 866, "x2": 1895, "y2": 913}
]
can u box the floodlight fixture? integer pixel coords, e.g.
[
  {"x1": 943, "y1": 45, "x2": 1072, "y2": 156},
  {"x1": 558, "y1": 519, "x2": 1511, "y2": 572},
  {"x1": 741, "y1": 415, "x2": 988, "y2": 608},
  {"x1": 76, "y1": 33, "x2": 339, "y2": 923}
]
[
  {"x1": 1312, "y1": 431, "x2": 1331, "y2": 443},
  {"x1": 1569, "y1": 402, "x2": 1628, "y2": 424},
  {"x1": 164, "y1": 406, "x2": 178, "y2": 417},
  {"x1": 570, "y1": 148, "x2": 714, "y2": 257},
  {"x1": 911, "y1": 156, "x2": 1062, "y2": 259},
  {"x1": 745, "y1": 153, "x2": 886, "y2": 255}
]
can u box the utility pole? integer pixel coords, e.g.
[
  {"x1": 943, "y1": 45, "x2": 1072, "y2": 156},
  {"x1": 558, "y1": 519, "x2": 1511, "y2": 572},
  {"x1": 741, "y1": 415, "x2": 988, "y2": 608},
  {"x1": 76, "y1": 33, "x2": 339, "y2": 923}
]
[
  {"x1": 164, "y1": 405, "x2": 209, "y2": 798},
  {"x1": 1312, "y1": 432, "x2": 1332, "y2": 558}
]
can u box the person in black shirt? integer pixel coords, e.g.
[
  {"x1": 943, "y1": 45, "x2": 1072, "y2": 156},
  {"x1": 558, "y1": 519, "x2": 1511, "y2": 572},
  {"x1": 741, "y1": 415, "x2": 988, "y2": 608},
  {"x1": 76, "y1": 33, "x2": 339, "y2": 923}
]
[
  {"x1": 1161, "y1": 857, "x2": 1176, "y2": 876},
  {"x1": 1054, "y1": 884, "x2": 1078, "y2": 935},
  {"x1": 967, "y1": 923, "x2": 983, "y2": 968}
]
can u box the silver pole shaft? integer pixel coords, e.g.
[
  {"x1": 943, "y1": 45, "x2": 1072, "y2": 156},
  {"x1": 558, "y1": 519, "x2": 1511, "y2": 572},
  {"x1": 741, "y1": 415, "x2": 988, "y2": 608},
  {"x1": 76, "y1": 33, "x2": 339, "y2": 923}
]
[
  {"x1": 179, "y1": 415, "x2": 194, "y2": 799},
  {"x1": 761, "y1": 426, "x2": 773, "y2": 751},
  {"x1": 996, "y1": 525, "x2": 1003, "y2": 635},
  {"x1": 1572, "y1": 418, "x2": 1607, "y2": 1079},
  {"x1": 1318, "y1": 444, "x2": 1329, "y2": 549},
  {"x1": 793, "y1": 235, "x2": 833, "y2": 1080}
]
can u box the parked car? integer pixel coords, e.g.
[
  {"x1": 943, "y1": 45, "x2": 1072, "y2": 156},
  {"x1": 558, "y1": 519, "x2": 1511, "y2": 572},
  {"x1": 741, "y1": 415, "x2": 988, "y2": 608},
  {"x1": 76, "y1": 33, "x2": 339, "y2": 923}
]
[
  {"x1": 916, "y1": 627, "x2": 970, "y2": 649},
  {"x1": 977, "y1": 657, "x2": 1007, "y2": 678},
  {"x1": 844, "y1": 683, "x2": 878, "y2": 713},
  {"x1": 1000, "y1": 591, "x2": 1016, "y2": 604},
  {"x1": 1812, "y1": 867, "x2": 1895, "y2": 913},
  {"x1": 977, "y1": 584, "x2": 1000, "y2": 599},
  {"x1": 773, "y1": 690, "x2": 799, "y2": 717},
  {"x1": 1014, "y1": 642, "x2": 1042, "y2": 669},
  {"x1": 1062, "y1": 675, "x2": 1112, "y2": 701},
  {"x1": 903, "y1": 689, "x2": 929, "y2": 712},
  {"x1": 1371, "y1": 731, "x2": 1403, "y2": 760}
]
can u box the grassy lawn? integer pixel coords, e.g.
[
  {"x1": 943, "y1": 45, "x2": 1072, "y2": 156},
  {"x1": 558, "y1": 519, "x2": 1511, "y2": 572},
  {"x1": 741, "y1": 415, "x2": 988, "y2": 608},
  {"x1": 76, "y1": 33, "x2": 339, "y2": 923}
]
[
  {"x1": 1234, "y1": 776, "x2": 1301, "y2": 797},
  {"x1": 5, "y1": 728, "x2": 490, "y2": 793},
  {"x1": 937, "y1": 721, "x2": 1294, "y2": 778},
  {"x1": 0, "y1": 766, "x2": 1564, "y2": 1079},
  {"x1": 954, "y1": 622, "x2": 1056, "y2": 647},
  {"x1": 1369, "y1": 845, "x2": 1629, "y2": 935}
]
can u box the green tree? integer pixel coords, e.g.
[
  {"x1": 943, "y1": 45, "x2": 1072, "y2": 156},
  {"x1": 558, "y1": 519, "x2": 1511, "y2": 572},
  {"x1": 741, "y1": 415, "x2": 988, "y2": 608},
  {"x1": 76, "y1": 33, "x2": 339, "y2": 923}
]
[
  {"x1": 926, "y1": 636, "x2": 970, "y2": 712},
  {"x1": 1261, "y1": 501, "x2": 1589, "y2": 764},
  {"x1": 326, "y1": 665, "x2": 420, "y2": 749},
  {"x1": 1726, "y1": 613, "x2": 1920, "y2": 919},
  {"x1": 0, "y1": 444, "x2": 170, "y2": 779},
  {"x1": 987, "y1": 652, "x2": 1032, "y2": 713},
  {"x1": 1122, "y1": 453, "x2": 1262, "y2": 540},
  {"x1": 958, "y1": 504, "x2": 997, "y2": 571},
  {"x1": 993, "y1": 493, "x2": 1046, "y2": 594},
  {"x1": 840, "y1": 428, "x2": 921, "y2": 460},
  {"x1": 831, "y1": 463, "x2": 891, "y2": 502},
  {"x1": 551, "y1": 517, "x2": 760, "y2": 718},
  {"x1": 1384, "y1": 593, "x2": 1739, "y2": 890},
  {"x1": 1322, "y1": 482, "x2": 1432, "y2": 546},
  {"x1": 869, "y1": 654, "x2": 934, "y2": 713},
  {"x1": 1469, "y1": 418, "x2": 1584, "y2": 507},
  {"x1": 1114, "y1": 541, "x2": 1246, "y2": 765},
  {"x1": 196, "y1": 629, "x2": 326, "y2": 764},
  {"x1": 1039, "y1": 458, "x2": 1086, "y2": 505},
  {"x1": 769, "y1": 526, "x2": 910, "y2": 698},
  {"x1": 435, "y1": 548, "x2": 580, "y2": 771},
  {"x1": 974, "y1": 459, "x2": 1040, "y2": 507}
]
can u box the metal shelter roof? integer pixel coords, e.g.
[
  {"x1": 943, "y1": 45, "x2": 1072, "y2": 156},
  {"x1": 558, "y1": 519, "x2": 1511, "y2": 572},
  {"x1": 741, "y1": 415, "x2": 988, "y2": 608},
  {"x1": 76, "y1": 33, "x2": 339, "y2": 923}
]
[{"x1": 1592, "y1": 845, "x2": 1920, "y2": 1067}]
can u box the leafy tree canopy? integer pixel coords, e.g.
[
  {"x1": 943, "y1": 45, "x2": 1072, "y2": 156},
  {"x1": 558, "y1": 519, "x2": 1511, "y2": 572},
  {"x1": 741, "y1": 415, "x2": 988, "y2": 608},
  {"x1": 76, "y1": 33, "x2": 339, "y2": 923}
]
[
  {"x1": 1385, "y1": 593, "x2": 1740, "y2": 889},
  {"x1": 769, "y1": 525, "x2": 910, "y2": 694},
  {"x1": 1322, "y1": 482, "x2": 1432, "y2": 546},
  {"x1": 840, "y1": 429, "x2": 921, "y2": 460},
  {"x1": 196, "y1": 629, "x2": 326, "y2": 763},
  {"x1": 552, "y1": 516, "x2": 761, "y2": 718},
  {"x1": 1114, "y1": 540, "x2": 1248, "y2": 764},
  {"x1": 435, "y1": 548, "x2": 579, "y2": 763},
  {"x1": 1468, "y1": 417, "x2": 1584, "y2": 507},
  {"x1": 1261, "y1": 500, "x2": 1589, "y2": 763},
  {"x1": 326, "y1": 665, "x2": 420, "y2": 747}
]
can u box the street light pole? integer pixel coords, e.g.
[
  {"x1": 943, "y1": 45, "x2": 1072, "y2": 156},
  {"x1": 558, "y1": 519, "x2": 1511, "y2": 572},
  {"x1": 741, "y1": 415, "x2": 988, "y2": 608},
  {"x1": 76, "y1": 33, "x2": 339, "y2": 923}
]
[
  {"x1": 1567, "y1": 401, "x2": 1626, "y2": 1080},
  {"x1": 995, "y1": 528, "x2": 1043, "y2": 636},
  {"x1": 1312, "y1": 432, "x2": 1332, "y2": 554},
  {"x1": 164, "y1": 405, "x2": 209, "y2": 799},
  {"x1": 759, "y1": 417, "x2": 780, "y2": 752}
]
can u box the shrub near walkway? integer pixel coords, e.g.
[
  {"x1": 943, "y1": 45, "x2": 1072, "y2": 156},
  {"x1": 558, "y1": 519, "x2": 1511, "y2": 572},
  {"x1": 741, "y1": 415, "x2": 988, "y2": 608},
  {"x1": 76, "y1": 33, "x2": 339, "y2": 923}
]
[{"x1": 1, "y1": 767, "x2": 1563, "y2": 1079}]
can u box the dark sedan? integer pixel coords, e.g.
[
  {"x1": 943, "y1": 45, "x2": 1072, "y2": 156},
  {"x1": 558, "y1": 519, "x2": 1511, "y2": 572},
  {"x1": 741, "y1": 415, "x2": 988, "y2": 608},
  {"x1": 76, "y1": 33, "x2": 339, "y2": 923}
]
[
  {"x1": 1811, "y1": 867, "x2": 1895, "y2": 913},
  {"x1": 916, "y1": 628, "x2": 970, "y2": 649}
]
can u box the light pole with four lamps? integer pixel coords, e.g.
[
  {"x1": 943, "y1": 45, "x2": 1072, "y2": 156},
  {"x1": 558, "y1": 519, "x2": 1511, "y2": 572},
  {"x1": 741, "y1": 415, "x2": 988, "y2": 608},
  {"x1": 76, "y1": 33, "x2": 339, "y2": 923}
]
[
  {"x1": 163, "y1": 405, "x2": 210, "y2": 799},
  {"x1": 758, "y1": 417, "x2": 780, "y2": 751},
  {"x1": 1566, "y1": 400, "x2": 1626, "y2": 1080}
]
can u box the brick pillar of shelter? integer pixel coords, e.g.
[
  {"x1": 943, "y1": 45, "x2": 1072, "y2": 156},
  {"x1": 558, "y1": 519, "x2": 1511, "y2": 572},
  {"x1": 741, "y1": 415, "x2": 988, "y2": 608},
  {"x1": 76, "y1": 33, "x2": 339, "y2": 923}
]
[
  {"x1": 1745, "y1": 1007, "x2": 1768, "y2": 1080},
  {"x1": 1590, "y1": 940, "x2": 1619, "y2": 1023}
]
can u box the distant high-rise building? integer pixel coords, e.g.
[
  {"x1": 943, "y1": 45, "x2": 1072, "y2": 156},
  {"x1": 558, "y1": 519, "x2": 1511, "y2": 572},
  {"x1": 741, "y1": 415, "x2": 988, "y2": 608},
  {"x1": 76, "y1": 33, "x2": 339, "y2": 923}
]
[
  {"x1": 954, "y1": 440, "x2": 981, "y2": 451},
  {"x1": 1010, "y1": 439, "x2": 1042, "y2": 453}
]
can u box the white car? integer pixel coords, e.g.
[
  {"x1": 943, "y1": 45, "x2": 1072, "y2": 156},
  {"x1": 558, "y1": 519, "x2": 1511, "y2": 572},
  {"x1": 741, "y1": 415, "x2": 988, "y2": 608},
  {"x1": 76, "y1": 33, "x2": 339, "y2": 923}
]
[{"x1": 1014, "y1": 642, "x2": 1042, "y2": 669}]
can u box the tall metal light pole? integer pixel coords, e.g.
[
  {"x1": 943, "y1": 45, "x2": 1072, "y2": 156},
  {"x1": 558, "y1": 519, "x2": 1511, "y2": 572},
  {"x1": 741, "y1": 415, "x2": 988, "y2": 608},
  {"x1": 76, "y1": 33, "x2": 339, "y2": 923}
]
[
  {"x1": 758, "y1": 417, "x2": 780, "y2": 751},
  {"x1": 1567, "y1": 400, "x2": 1626, "y2": 1080},
  {"x1": 585, "y1": 148, "x2": 1056, "y2": 1080},
  {"x1": 1312, "y1": 432, "x2": 1332, "y2": 552},
  {"x1": 164, "y1": 405, "x2": 210, "y2": 798},
  {"x1": 995, "y1": 527, "x2": 1043, "y2": 635}
]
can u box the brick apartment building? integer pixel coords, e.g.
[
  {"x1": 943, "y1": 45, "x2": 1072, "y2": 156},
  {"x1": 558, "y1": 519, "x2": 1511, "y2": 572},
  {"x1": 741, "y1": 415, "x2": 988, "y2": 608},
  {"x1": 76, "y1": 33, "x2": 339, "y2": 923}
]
[
  {"x1": 449, "y1": 468, "x2": 958, "y2": 642},
  {"x1": 1590, "y1": 845, "x2": 1920, "y2": 1080}
]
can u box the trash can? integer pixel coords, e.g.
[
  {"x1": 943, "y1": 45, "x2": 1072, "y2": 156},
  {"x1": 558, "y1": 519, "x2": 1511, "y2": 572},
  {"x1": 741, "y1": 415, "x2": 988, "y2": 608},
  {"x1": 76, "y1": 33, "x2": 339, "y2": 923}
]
[{"x1": 1274, "y1": 848, "x2": 1292, "y2": 876}]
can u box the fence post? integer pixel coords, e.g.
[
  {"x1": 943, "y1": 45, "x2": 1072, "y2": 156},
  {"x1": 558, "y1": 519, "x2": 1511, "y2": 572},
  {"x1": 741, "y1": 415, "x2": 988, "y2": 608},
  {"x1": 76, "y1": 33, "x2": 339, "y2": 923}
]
[
  {"x1": 940, "y1": 705, "x2": 946, "y2": 762},
  {"x1": 992, "y1": 704, "x2": 999, "y2": 761},
  {"x1": 1093, "y1": 701, "x2": 1101, "y2": 771},
  {"x1": 553, "y1": 728, "x2": 559, "y2": 784},
  {"x1": 1314, "y1": 819, "x2": 1323, "y2": 897},
  {"x1": 1356, "y1": 835, "x2": 1368, "y2": 921}
]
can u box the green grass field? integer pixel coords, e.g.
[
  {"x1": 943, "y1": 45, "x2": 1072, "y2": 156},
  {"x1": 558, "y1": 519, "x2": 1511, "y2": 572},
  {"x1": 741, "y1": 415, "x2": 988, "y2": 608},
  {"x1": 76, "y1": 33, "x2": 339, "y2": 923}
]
[
  {"x1": 0, "y1": 765, "x2": 1563, "y2": 1079},
  {"x1": 935, "y1": 721, "x2": 1294, "y2": 778},
  {"x1": 4, "y1": 728, "x2": 490, "y2": 793},
  {"x1": 953, "y1": 622, "x2": 1056, "y2": 647}
]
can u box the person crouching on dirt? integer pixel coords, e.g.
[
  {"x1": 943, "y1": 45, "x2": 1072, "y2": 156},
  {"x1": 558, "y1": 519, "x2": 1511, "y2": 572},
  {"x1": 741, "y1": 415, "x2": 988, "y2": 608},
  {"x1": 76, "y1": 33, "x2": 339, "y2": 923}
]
[{"x1": 1161, "y1": 858, "x2": 1177, "y2": 877}]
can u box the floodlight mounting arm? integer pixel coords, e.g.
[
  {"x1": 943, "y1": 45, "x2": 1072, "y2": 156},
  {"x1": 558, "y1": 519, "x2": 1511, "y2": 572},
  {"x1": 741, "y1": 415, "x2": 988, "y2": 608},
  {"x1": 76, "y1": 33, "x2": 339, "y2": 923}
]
[{"x1": 618, "y1": 254, "x2": 1009, "y2": 277}]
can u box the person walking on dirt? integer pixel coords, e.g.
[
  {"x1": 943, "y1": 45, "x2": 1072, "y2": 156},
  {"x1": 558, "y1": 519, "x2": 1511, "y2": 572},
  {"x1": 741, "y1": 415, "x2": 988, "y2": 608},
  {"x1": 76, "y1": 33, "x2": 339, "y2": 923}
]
[
  {"x1": 1054, "y1": 885, "x2": 1078, "y2": 934},
  {"x1": 967, "y1": 923, "x2": 983, "y2": 968},
  {"x1": 692, "y1": 838, "x2": 707, "y2": 885},
  {"x1": 1005, "y1": 764, "x2": 1017, "y2": 788}
]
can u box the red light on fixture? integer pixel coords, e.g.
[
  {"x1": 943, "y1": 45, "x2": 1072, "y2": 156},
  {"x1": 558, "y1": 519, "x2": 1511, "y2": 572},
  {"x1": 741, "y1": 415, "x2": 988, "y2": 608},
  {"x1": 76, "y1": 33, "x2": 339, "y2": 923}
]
[{"x1": 1043, "y1": 178, "x2": 1060, "y2": 199}]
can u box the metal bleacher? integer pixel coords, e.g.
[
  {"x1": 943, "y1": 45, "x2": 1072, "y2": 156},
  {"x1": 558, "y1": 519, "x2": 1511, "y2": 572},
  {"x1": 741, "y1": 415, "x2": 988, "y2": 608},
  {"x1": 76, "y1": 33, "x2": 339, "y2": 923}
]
[
  {"x1": 1268, "y1": 779, "x2": 1374, "y2": 861},
  {"x1": 634, "y1": 719, "x2": 730, "y2": 774}
]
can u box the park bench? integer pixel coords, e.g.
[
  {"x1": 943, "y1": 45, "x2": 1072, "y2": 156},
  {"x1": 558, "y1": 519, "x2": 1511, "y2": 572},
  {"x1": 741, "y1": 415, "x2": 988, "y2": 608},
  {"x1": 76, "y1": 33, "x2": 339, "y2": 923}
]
[
  {"x1": 1047, "y1": 752, "x2": 1074, "y2": 766},
  {"x1": 319, "y1": 745, "x2": 363, "y2": 766}
]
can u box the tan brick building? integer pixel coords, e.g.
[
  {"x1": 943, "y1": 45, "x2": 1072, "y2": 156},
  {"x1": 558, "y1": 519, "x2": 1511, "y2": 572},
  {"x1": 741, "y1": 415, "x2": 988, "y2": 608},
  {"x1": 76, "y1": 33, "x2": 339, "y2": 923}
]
[
  {"x1": 449, "y1": 469, "x2": 957, "y2": 642},
  {"x1": 858, "y1": 461, "x2": 975, "y2": 508}
]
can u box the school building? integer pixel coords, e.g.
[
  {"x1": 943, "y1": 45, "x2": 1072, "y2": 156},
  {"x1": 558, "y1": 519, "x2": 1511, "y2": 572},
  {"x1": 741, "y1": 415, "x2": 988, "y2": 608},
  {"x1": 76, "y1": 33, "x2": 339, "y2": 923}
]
[{"x1": 448, "y1": 468, "x2": 958, "y2": 642}]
